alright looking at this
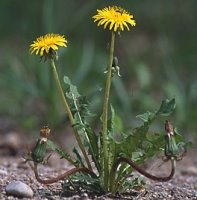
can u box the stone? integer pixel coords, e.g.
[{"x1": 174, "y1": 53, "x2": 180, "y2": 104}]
[
  {"x1": 5, "y1": 181, "x2": 33, "y2": 198},
  {"x1": 0, "y1": 169, "x2": 8, "y2": 175},
  {"x1": 181, "y1": 166, "x2": 197, "y2": 176},
  {"x1": 81, "y1": 192, "x2": 89, "y2": 200}
]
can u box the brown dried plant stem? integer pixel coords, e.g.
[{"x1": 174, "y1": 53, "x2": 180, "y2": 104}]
[
  {"x1": 50, "y1": 59, "x2": 92, "y2": 170},
  {"x1": 110, "y1": 157, "x2": 176, "y2": 192},
  {"x1": 32, "y1": 163, "x2": 97, "y2": 185}
]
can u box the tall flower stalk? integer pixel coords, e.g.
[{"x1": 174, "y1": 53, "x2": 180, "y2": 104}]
[
  {"x1": 30, "y1": 34, "x2": 92, "y2": 170},
  {"x1": 101, "y1": 31, "x2": 115, "y2": 189},
  {"x1": 93, "y1": 5, "x2": 136, "y2": 190},
  {"x1": 50, "y1": 59, "x2": 92, "y2": 170}
]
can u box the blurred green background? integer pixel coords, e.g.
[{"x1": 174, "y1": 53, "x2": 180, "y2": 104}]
[{"x1": 0, "y1": 0, "x2": 196, "y2": 141}]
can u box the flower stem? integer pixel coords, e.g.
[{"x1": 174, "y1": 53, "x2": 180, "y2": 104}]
[
  {"x1": 50, "y1": 59, "x2": 92, "y2": 170},
  {"x1": 31, "y1": 162, "x2": 97, "y2": 184},
  {"x1": 110, "y1": 157, "x2": 176, "y2": 192},
  {"x1": 102, "y1": 32, "x2": 115, "y2": 191}
]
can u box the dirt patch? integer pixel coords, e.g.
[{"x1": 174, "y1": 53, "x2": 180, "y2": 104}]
[{"x1": 0, "y1": 149, "x2": 196, "y2": 199}]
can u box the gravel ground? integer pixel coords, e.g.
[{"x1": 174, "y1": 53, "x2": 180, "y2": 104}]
[{"x1": 0, "y1": 148, "x2": 197, "y2": 200}]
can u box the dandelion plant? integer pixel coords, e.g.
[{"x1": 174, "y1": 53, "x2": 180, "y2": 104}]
[{"x1": 26, "y1": 5, "x2": 187, "y2": 196}]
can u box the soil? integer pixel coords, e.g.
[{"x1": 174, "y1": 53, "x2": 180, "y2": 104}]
[{"x1": 0, "y1": 131, "x2": 197, "y2": 200}]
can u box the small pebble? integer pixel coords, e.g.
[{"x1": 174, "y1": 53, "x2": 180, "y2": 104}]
[
  {"x1": 5, "y1": 180, "x2": 33, "y2": 198},
  {"x1": 0, "y1": 169, "x2": 8, "y2": 175},
  {"x1": 181, "y1": 166, "x2": 197, "y2": 176},
  {"x1": 81, "y1": 192, "x2": 89, "y2": 200}
]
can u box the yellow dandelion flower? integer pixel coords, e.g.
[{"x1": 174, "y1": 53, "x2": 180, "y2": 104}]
[
  {"x1": 30, "y1": 33, "x2": 67, "y2": 58},
  {"x1": 93, "y1": 6, "x2": 136, "y2": 32}
]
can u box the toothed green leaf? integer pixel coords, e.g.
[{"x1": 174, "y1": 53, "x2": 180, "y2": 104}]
[
  {"x1": 157, "y1": 98, "x2": 176, "y2": 116},
  {"x1": 47, "y1": 139, "x2": 78, "y2": 166}
]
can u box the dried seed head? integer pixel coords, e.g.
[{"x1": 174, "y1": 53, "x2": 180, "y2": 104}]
[
  {"x1": 40, "y1": 126, "x2": 51, "y2": 139},
  {"x1": 165, "y1": 120, "x2": 174, "y2": 136}
]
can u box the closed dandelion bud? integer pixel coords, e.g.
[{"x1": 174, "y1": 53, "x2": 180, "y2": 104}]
[
  {"x1": 164, "y1": 135, "x2": 179, "y2": 158},
  {"x1": 31, "y1": 126, "x2": 50, "y2": 163},
  {"x1": 31, "y1": 139, "x2": 47, "y2": 163},
  {"x1": 164, "y1": 120, "x2": 179, "y2": 158}
]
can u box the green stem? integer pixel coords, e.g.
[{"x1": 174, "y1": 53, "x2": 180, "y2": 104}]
[
  {"x1": 102, "y1": 32, "x2": 115, "y2": 191},
  {"x1": 72, "y1": 94, "x2": 101, "y2": 172},
  {"x1": 50, "y1": 59, "x2": 92, "y2": 170}
]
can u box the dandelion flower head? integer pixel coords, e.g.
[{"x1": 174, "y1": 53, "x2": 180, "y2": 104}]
[
  {"x1": 93, "y1": 6, "x2": 136, "y2": 32},
  {"x1": 30, "y1": 33, "x2": 67, "y2": 57}
]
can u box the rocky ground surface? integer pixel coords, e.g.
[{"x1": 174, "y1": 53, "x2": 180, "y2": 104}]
[{"x1": 0, "y1": 131, "x2": 197, "y2": 199}]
